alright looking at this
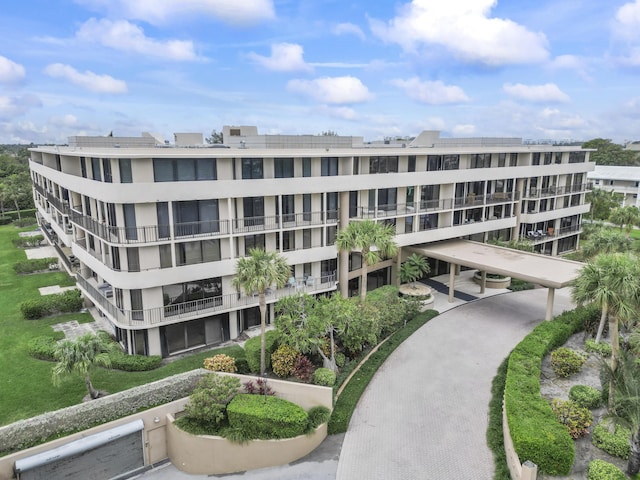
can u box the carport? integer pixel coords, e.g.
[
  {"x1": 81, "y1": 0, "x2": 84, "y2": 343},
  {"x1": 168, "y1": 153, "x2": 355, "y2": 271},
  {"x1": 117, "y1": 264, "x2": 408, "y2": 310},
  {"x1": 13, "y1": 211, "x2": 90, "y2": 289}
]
[{"x1": 406, "y1": 239, "x2": 585, "y2": 320}]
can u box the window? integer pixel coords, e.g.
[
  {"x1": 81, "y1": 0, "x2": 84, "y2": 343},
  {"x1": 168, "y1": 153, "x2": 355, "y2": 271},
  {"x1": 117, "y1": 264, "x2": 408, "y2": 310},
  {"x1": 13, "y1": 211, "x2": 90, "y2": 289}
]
[
  {"x1": 243, "y1": 197, "x2": 264, "y2": 226},
  {"x1": 123, "y1": 204, "x2": 137, "y2": 240},
  {"x1": 509, "y1": 153, "x2": 518, "y2": 166},
  {"x1": 442, "y1": 155, "x2": 459, "y2": 170},
  {"x1": 111, "y1": 246, "x2": 121, "y2": 271},
  {"x1": 55, "y1": 155, "x2": 61, "y2": 171},
  {"x1": 421, "y1": 185, "x2": 440, "y2": 209},
  {"x1": 245, "y1": 234, "x2": 265, "y2": 252},
  {"x1": 498, "y1": 153, "x2": 506, "y2": 168},
  {"x1": 420, "y1": 213, "x2": 438, "y2": 230},
  {"x1": 274, "y1": 158, "x2": 294, "y2": 178},
  {"x1": 427, "y1": 155, "x2": 441, "y2": 171},
  {"x1": 281, "y1": 195, "x2": 295, "y2": 223},
  {"x1": 532, "y1": 153, "x2": 541, "y2": 166},
  {"x1": 321, "y1": 259, "x2": 337, "y2": 283},
  {"x1": 569, "y1": 152, "x2": 586, "y2": 163},
  {"x1": 405, "y1": 216, "x2": 414, "y2": 233},
  {"x1": 326, "y1": 192, "x2": 338, "y2": 220},
  {"x1": 175, "y1": 240, "x2": 221, "y2": 265},
  {"x1": 84, "y1": 195, "x2": 92, "y2": 216},
  {"x1": 349, "y1": 253, "x2": 362, "y2": 272},
  {"x1": 159, "y1": 244, "x2": 172, "y2": 268},
  {"x1": 173, "y1": 199, "x2": 219, "y2": 236},
  {"x1": 80, "y1": 157, "x2": 87, "y2": 178},
  {"x1": 377, "y1": 188, "x2": 397, "y2": 210},
  {"x1": 470, "y1": 154, "x2": 491, "y2": 169},
  {"x1": 119, "y1": 158, "x2": 132, "y2": 183},
  {"x1": 303, "y1": 229, "x2": 312, "y2": 249},
  {"x1": 130, "y1": 289, "x2": 143, "y2": 320},
  {"x1": 242, "y1": 158, "x2": 263, "y2": 179},
  {"x1": 353, "y1": 157, "x2": 359, "y2": 175},
  {"x1": 321, "y1": 157, "x2": 338, "y2": 176},
  {"x1": 326, "y1": 225, "x2": 337, "y2": 245},
  {"x1": 349, "y1": 191, "x2": 358, "y2": 218},
  {"x1": 544, "y1": 153, "x2": 553, "y2": 165},
  {"x1": 153, "y1": 158, "x2": 217, "y2": 181},
  {"x1": 157, "y1": 202, "x2": 170, "y2": 239},
  {"x1": 91, "y1": 157, "x2": 102, "y2": 181},
  {"x1": 408, "y1": 155, "x2": 416, "y2": 172},
  {"x1": 163, "y1": 278, "x2": 222, "y2": 310},
  {"x1": 102, "y1": 158, "x2": 112, "y2": 182},
  {"x1": 127, "y1": 247, "x2": 140, "y2": 272},
  {"x1": 303, "y1": 194, "x2": 311, "y2": 221},
  {"x1": 369, "y1": 156, "x2": 399, "y2": 174},
  {"x1": 302, "y1": 158, "x2": 311, "y2": 177},
  {"x1": 282, "y1": 231, "x2": 295, "y2": 251},
  {"x1": 304, "y1": 263, "x2": 312, "y2": 279}
]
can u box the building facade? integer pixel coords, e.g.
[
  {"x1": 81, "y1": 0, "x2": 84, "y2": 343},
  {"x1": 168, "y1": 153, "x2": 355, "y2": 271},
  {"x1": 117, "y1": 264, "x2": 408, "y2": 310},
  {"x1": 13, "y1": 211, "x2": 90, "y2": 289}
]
[
  {"x1": 587, "y1": 165, "x2": 640, "y2": 208},
  {"x1": 29, "y1": 127, "x2": 594, "y2": 357}
]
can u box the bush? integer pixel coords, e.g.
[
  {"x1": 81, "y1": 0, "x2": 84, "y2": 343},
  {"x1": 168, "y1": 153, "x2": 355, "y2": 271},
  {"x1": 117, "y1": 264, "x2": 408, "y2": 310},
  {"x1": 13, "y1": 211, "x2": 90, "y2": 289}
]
[
  {"x1": 13, "y1": 257, "x2": 58, "y2": 274},
  {"x1": 292, "y1": 355, "x2": 315, "y2": 382},
  {"x1": 569, "y1": 385, "x2": 602, "y2": 409},
  {"x1": 504, "y1": 306, "x2": 599, "y2": 475},
  {"x1": 182, "y1": 374, "x2": 242, "y2": 430},
  {"x1": 109, "y1": 352, "x2": 162, "y2": 372},
  {"x1": 550, "y1": 399, "x2": 592, "y2": 439},
  {"x1": 507, "y1": 278, "x2": 535, "y2": 292},
  {"x1": 335, "y1": 352, "x2": 346, "y2": 368},
  {"x1": 551, "y1": 347, "x2": 586, "y2": 378},
  {"x1": 0, "y1": 216, "x2": 12, "y2": 225},
  {"x1": 586, "y1": 459, "x2": 626, "y2": 480},
  {"x1": 305, "y1": 406, "x2": 331, "y2": 434},
  {"x1": 13, "y1": 217, "x2": 37, "y2": 227},
  {"x1": 203, "y1": 354, "x2": 237, "y2": 373},
  {"x1": 227, "y1": 394, "x2": 308, "y2": 439},
  {"x1": 12, "y1": 235, "x2": 44, "y2": 248},
  {"x1": 592, "y1": 423, "x2": 631, "y2": 459},
  {"x1": 243, "y1": 378, "x2": 275, "y2": 396},
  {"x1": 585, "y1": 339, "x2": 612, "y2": 358},
  {"x1": 271, "y1": 344, "x2": 299, "y2": 377},
  {"x1": 313, "y1": 367, "x2": 336, "y2": 386},
  {"x1": 20, "y1": 289, "x2": 83, "y2": 319},
  {"x1": 244, "y1": 330, "x2": 280, "y2": 373},
  {"x1": 27, "y1": 335, "x2": 63, "y2": 360}
]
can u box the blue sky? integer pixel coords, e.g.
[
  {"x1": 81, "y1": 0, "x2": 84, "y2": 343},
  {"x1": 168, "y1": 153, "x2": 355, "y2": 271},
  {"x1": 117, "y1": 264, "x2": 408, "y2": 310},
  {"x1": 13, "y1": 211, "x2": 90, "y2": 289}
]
[{"x1": 1, "y1": 0, "x2": 640, "y2": 144}]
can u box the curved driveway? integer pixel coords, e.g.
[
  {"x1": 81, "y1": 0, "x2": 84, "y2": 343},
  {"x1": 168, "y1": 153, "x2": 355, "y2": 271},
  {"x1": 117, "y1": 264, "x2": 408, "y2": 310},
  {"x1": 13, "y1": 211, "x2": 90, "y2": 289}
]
[{"x1": 336, "y1": 288, "x2": 575, "y2": 480}]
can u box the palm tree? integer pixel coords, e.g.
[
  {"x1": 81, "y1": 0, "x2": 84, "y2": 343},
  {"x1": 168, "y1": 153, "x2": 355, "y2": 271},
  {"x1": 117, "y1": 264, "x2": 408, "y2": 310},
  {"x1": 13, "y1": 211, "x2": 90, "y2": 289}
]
[
  {"x1": 52, "y1": 332, "x2": 115, "y2": 400},
  {"x1": 609, "y1": 206, "x2": 640, "y2": 238},
  {"x1": 587, "y1": 188, "x2": 622, "y2": 222},
  {"x1": 233, "y1": 248, "x2": 290, "y2": 375},
  {"x1": 335, "y1": 220, "x2": 398, "y2": 302},
  {"x1": 399, "y1": 253, "x2": 430, "y2": 287},
  {"x1": 572, "y1": 253, "x2": 640, "y2": 407},
  {"x1": 580, "y1": 227, "x2": 633, "y2": 259}
]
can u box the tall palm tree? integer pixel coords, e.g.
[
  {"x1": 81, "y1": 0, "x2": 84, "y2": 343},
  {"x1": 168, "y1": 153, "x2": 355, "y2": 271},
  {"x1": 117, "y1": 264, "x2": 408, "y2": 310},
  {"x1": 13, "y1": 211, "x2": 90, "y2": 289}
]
[
  {"x1": 233, "y1": 248, "x2": 290, "y2": 375},
  {"x1": 609, "y1": 206, "x2": 640, "y2": 238},
  {"x1": 572, "y1": 253, "x2": 640, "y2": 407},
  {"x1": 335, "y1": 220, "x2": 398, "y2": 302},
  {"x1": 52, "y1": 332, "x2": 114, "y2": 400}
]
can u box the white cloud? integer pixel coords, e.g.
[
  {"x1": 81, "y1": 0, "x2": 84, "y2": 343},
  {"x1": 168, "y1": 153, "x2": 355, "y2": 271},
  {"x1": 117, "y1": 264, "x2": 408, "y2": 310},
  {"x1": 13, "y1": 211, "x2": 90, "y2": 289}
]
[
  {"x1": 617, "y1": 47, "x2": 640, "y2": 66},
  {"x1": 0, "y1": 94, "x2": 42, "y2": 120},
  {"x1": 75, "y1": 0, "x2": 275, "y2": 25},
  {"x1": 248, "y1": 43, "x2": 312, "y2": 72},
  {"x1": 613, "y1": 0, "x2": 640, "y2": 40},
  {"x1": 0, "y1": 56, "x2": 26, "y2": 84},
  {"x1": 76, "y1": 18, "x2": 198, "y2": 61},
  {"x1": 369, "y1": 0, "x2": 548, "y2": 65},
  {"x1": 452, "y1": 124, "x2": 476, "y2": 135},
  {"x1": 287, "y1": 76, "x2": 373, "y2": 104},
  {"x1": 538, "y1": 108, "x2": 586, "y2": 129},
  {"x1": 44, "y1": 64, "x2": 127, "y2": 93},
  {"x1": 48, "y1": 114, "x2": 81, "y2": 127},
  {"x1": 332, "y1": 22, "x2": 366, "y2": 41},
  {"x1": 547, "y1": 55, "x2": 592, "y2": 81},
  {"x1": 503, "y1": 83, "x2": 569, "y2": 103},
  {"x1": 318, "y1": 105, "x2": 358, "y2": 120},
  {"x1": 391, "y1": 77, "x2": 469, "y2": 104}
]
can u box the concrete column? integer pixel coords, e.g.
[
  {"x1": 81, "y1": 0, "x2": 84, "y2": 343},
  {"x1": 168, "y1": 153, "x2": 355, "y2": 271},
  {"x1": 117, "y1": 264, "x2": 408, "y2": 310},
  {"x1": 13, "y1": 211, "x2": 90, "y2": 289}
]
[
  {"x1": 449, "y1": 264, "x2": 456, "y2": 303},
  {"x1": 480, "y1": 270, "x2": 486, "y2": 294},
  {"x1": 147, "y1": 327, "x2": 162, "y2": 356},
  {"x1": 512, "y1": 178, "x2": 525, "y2": 240},
  {"x1": 229, "y1": 311, "x2": 239, "y2": 339},
  {"x1": 455, "y1": 264, "x2": 461, "y2": 275},
  {"x1": 338, "y1": 191, "x2": 350, "y2": 298},
  {"x1": 545, "y1": 287, "x2": 555, "y2": 321},
  {"x1": 521, "y1": 460, "x2": 538, "y2": 480}
]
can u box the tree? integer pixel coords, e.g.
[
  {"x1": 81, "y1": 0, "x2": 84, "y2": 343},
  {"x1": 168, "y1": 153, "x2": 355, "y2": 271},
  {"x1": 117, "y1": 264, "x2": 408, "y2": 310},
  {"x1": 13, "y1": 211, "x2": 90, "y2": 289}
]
[
  {"x1": 320, "y1": 130, "x2": 338, "y2": 136},
  {"x1": 206, "y1": 129, "x2": 223, "y2": 144},
  {"x1": 572, "y1": 253, "x2": 640, "y2": 407},
  {"x1": 583, "y1": 138, "x2": 640, "y2": 166},
  {"x1": 52, "y1": 332, "x2": 115, "y2": 400},
  {"x1": 398, "y1": 253, "x2": 430, "y2": 287},
  {"x1": 609, "y1": 206, "x2": 640, "y2": 237},
  {"x1": 233, "y1": 248, "x2": 290, "y2": 375},
  {"x1": 580, "y1": 227, "x2": 633, "y2": 259},
  {"x1": 587, "y1": 188, "x2": 623, "y2": 221},
  {"x1": 4, "y1": 173, "x2": 30, "y2": 220},
  {"x1": 335, "y1": 220, "x2": 398, "y2": 302}
]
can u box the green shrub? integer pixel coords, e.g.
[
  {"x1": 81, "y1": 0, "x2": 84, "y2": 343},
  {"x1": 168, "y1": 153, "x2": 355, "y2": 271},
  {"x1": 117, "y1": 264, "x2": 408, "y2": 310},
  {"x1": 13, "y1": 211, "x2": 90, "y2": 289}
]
[
  {"x1": 313, "y1": 367, "x2": 336, "y2": 386},
  {"x1": 109, "y1": 352, "x2": 162, "y2": 371},
  {"x1": 12, "y1": 235, "x2": 44, "y2": 248},
  {"x1": 271, "y1": 344, "x2": 299, "y2": 377},
  {"x1": 305, "y1": 406, "x2": 331, "y2": 434},
  {"x1": 504, "y1": 306, "x2": 598, "y2": 475},
  {"x1": 592, "y1": 423, "x2": 631, "y2": 459},
  {"x1": 27, "y1": 335, "x2": 63, "y2": 360},
  {"x1": 203, "y1": 354, "x2": 237, "y2": 373},
  {"x1": 550, "y1": 399, "x2": 592, "y2": 439},
  {"x1": 587, "y1": 459, "x2": 626, "y2": 480},
  {"x1": 244, "y1": 330, "x2": 279, "y2": 373},
  {"x1": 551, "y1": 347, "x2": 586, "y2": 378},
  {"x1": 335, "y1": 352, "x2": 346, "y2": 368},
  {"x1": 585, "y1": 339, "x2": 612, "y2": 358},
  {"x1": 20, "y1": 300, "x2": 47, "y2": 320},
  {"x1": 507, "y1": 278, "x2": 535, "y2": 292},
  {"x1": 569, "y1": 385, "x2": 602, "y2": 409},
  {"x1": 0, "y1": 216, "x2": 12, "y2": 225},
  {"x1": 227, "y1": 394, "x2": 307, "y2": 439},
  {"x1": 20, "y1": 289, "x2": 83, "y2": 319},
  {"x1": 13, "y1": 257, "x2": 58, "y2": 274},
  {"x1": 181, "y1": 374, "x2": 242, "y2": 430},
  {"x1": 13, "y1": 217, "x2": 37, "y2": 227}
]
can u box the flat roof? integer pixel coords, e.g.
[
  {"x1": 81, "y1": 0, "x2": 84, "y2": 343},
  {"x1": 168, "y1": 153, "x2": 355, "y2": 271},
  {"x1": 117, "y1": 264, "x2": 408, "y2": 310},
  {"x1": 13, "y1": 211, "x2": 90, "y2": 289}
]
[
  {"x1": 588, "y1": 165, "x2": 640, "y2": 181},
  {"x1": 408, "y1": 239, "x2": 584, "y2": 289}
]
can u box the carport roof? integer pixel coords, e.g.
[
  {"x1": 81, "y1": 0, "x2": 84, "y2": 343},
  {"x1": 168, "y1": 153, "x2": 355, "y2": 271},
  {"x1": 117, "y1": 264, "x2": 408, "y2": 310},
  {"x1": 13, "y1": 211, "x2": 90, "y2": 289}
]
[{"x1": 407, "y1": 239, "x2": 584, "y2": 289}]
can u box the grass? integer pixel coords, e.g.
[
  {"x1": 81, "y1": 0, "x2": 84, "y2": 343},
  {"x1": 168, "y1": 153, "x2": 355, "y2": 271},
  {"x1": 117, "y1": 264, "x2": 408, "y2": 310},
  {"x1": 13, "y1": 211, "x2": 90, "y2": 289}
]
[
  {"x1": 327, "y1": 309, "x2": 438, "y2": 434},
  {"x1": 487, "y1": 356, "x2": 511, "y2": 480}
]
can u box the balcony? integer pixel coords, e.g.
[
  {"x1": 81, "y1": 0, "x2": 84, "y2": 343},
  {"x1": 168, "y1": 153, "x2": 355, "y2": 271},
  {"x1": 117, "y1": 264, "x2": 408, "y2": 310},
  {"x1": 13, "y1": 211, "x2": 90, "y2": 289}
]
[
  {"x1": 453, "y1": 191, "x2": 518, "y2": 208},
  {"x1": 76, "y1": 273, "x2": 337, "y2": 328},
  {"x1": 524, "y1": 224, "x2": 583, "y2": 243},
  {"x1": 522, "y1": 183, "x2": 593, "y2": 199}
]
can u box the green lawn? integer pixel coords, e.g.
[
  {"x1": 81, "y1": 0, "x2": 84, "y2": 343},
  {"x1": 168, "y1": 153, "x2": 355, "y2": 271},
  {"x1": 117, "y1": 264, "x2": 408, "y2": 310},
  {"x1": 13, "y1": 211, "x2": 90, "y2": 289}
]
[{"x1": 0, "y1": 224, "x2": 242, "y2": 426}]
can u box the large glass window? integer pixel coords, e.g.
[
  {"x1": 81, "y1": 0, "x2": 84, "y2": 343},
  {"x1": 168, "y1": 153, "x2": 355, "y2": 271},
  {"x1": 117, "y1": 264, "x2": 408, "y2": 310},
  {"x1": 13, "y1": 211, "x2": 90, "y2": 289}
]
[
  {"x1": 130, "y1": 289, "x2": 143, "y2": 320},
  {"x1": 159, "y1": 244, "x2": 172, "y2": 268},
  {"x1": 442, "y1": 155, "x2": 459, "y2": 170},
  {"x1": 408, "y1": 155, "x2": 416, "y2": 172},
  {"x1": 303, "y1": 194, "x2": 311, "y2": 221},
  {"x1": 173, "y1": 199, "x2": 219, "y2": 236},
  {"x1": 127, "y1": 247, "x2": 140, "y2": 272},
  {"x1": 302, "y1": 158, "x2": 311, "y2": 177},
  {"x1": 119, "y1": 158, "x2": 132, "y2": 183},
  {"x1": 321, "y1": 157, "x2": 338, "y2": 176},
  {"x1": 157, "y1": 202, "x2": 170, "y2": 239},
  {"x1": 326, "y1": 192, "x2": 338, "y2": 220},
  {"x1": 369, "y1": 156, "x2": 398, "y2": 174},
  {"x1": 245, "y1": 234, "x2": 265, "y2": 252},
  {"x1": 274, "y1": 158, "x2": 294, "y2": 178},
  {"x1": 377, "y1": 188, "x2": 397, "y2": 210},
  {"x1": 163, "y1": 278, "x2": 222, "y2": 309},
  {"x1": 91, "y1": 157, "x2": 102, "y2": 181},
  {"x1": 303, "y1": 229, "x2": 312, "y2": 249},
  {"x1": 321, "y1": 258, "x2": 337, "y2": 282},
  {"x1": 427, "y1": 155, "x2": 441, "y2": 171},
  {"x1": 102, "y1": 158, "x2": 112, "y2": 182},
  {"x1": 242, "y1": 158, "x2": 264, "y2": 179},
  {"x1": 281, "y1": 195, "x2": 295, "y2": 222},
  {"x1": 123, "y1": 204, "x2": 137, "y2": 240},
  {"x1": 80, "y1": 157, "x2": 87, "y2": 178},
  {"x1": 243, "y1": 197, "x2": 264, "y2": 226},
  {"x1": 569, "y1": 152, "x2": 586, "y2": 163},
  {"x1": 470, "y1": 154, "x2": 491, "y2": 169},
  {"x1": 153, "y1": 158, "x2": 217, "y2": 182},
  {"x1": 175, "y1": 240, "x2": 221, "y2": 265}
]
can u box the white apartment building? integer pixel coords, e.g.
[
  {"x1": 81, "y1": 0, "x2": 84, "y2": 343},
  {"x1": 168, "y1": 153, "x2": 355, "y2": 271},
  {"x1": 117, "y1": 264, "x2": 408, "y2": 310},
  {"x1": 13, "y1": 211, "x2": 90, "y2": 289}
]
[
  {"x1": 587, "y1": 165, "x2": 640, "y2": 207},
  {"x1": 29, "y1": 127, "x2": 594, "y2": 357}
]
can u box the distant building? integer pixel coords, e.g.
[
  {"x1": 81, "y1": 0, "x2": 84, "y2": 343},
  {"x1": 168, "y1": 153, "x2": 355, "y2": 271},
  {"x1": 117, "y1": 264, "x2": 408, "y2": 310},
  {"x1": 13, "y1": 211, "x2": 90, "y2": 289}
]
[
  {"x1": 29, "y1": 127, "x2": 594, "y2": 357},
  {"x1": 587, "y1": 165, "x2": 640, "y2": 207}
]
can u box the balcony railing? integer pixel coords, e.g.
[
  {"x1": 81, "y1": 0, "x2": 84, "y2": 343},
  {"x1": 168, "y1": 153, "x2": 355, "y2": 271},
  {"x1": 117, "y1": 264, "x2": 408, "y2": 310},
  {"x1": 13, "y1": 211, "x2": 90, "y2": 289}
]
[
  {"x1": 524, "y1": 224, "x2": 583, "y2": 243},
  {"x1": 523, "y1": 183, "x2": 593, "y2": 199},
  {"x1": 76, "y1": 273, "x2": 337, "y2": 328},
  {"x1": 454, "y1": 191, "x2": 518, "y2": 208}
]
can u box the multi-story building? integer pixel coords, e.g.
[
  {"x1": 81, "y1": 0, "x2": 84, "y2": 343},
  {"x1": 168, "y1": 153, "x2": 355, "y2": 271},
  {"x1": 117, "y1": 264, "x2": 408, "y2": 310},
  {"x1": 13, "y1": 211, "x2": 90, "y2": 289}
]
[
  {"x1": 587, "y1": 165, "x2": 640, "y2": 208},
  {"x1": 28, "y1": 127, "x2": 594, "y2": 357}
]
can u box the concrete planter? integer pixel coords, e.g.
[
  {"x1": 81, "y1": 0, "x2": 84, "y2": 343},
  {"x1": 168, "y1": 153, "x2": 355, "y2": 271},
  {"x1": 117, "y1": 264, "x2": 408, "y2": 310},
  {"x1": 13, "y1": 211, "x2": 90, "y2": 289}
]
[
  {"x1": 166, "y1": 415, "x2": 327, "y2": 475},
  {"x1": 399, "y1": 284, "x2": 434, "y2": 311},
  {"x1": 473, "y1": 271, "x2": 511, "y2": 289}
]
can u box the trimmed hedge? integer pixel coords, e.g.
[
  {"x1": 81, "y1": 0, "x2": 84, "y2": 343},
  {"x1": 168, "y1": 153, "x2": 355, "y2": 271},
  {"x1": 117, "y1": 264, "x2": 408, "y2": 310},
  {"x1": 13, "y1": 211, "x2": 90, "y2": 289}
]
[
  {"x1": 569, "y1": 385, "x2": 602, "y2": 409},
  {"x1": 27, "y1": 334, "x2": 64, "y2": 360},
  {"x1": 244, "y1": 330, "x2": 280, "y2": 373},
  {"x1": 587, "y1": 459, "x2": 626, "y2": 480},
  {"x1": 108, "y1": 352, "x2": 162, "y2": 372},
  {"x1": 20, "y1": 289, "x2": 83, "y2": 319},
  {"x1": 227, "y1": 393, "x2": 307, "y2": 439},
  {"x1": 13, "y1": 235, "x2": 44, "y2": 248},
  {"x1": 504, "y1": 306, "x2": 598, "y2": 475},
  {"x1": 13, "y1": 257, "x2": 58, "y2": 274}
]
